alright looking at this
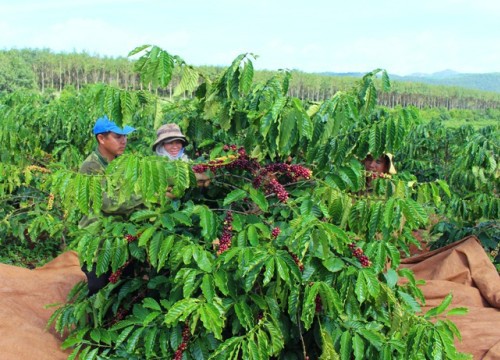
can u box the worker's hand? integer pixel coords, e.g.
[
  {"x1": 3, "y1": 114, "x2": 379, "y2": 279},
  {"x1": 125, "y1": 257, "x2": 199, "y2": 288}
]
[
  {"x1": 165, "y1": 186, "x2": 176, "y2": 199},
  {"x1": 195, "y1": 172, "x2": 211, "y2": 187}
]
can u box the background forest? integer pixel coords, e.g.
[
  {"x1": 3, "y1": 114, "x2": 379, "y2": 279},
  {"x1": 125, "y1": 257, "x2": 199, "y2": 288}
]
[
  {"x1": 1, "y1": 48, "x2": 500, "y2": 110},
  {"x1": 0, "y1": 46, "x2": 498, "y2": 359}
]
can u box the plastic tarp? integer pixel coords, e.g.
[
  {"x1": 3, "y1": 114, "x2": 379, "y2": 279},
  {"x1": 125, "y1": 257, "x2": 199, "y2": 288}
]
[
  {"x1": 401, "y1": 235, "x2": 500, "y2": 359},
  {"x1": 0, "y1": 251, "x2": 85, "y2": 360}
]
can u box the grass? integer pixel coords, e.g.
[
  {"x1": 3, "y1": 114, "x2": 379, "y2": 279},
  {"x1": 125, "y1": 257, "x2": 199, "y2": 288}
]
[
  {"x1": 443, "y1": 119, "x2": 499, "y2": 129},
  {"x1": 418, "y1": 107, "x2": 500, "y2": 129},
  {"x1": 0, "y1": 238, "x2": 63, "y2": 268}
]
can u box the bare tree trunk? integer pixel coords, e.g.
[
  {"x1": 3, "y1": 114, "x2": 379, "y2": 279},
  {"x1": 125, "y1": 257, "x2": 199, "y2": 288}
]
[
  {"x1": 75, "y1": 68, "x2": 80, "y2": 90},
  {"x1": 59, "y1": 62, "x2": 63, "y2": 91},
  {"x1": 41, "y1": 71, "x2": 45, "y2": 93}
]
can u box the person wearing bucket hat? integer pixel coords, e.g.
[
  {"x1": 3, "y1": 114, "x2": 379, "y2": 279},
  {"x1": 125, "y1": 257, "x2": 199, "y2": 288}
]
[
  {"x1": 363, "y1": 153, "x2": 397, "y2": 188},
  {"x1": 152, "y1": 123, "x2": 190, "y2": 161},
  {"x1": 363, "y1": 153, "x2": 397, "y2": 176},
  {"x1": 153, "y1": 123, "x2": 211, "y2": 190}
]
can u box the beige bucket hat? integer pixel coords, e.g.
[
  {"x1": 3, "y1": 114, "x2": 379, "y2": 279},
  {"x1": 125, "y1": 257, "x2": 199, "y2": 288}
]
[
  {"x1": 152, "y1": 123, "x2": 188, "y2": 151},
  {"x1": 384, "y1": 153, "x2": 397, "y2": 174}
]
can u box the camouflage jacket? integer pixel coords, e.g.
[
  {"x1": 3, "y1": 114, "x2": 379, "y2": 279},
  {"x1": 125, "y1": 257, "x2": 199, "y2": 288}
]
[{"x1": 79, "y1": 149, "x2": 143, "y2": 227}]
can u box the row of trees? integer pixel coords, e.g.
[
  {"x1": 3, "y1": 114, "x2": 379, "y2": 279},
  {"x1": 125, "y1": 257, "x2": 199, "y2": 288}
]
[
  {"x1": 0, "y1": 49, "x2": 138, "y2": 93},
  {"x1": 1, "y1": 48, "x2": 499, "y2": 109},
  {"x1": 377, "y1": 92, "x2": 500, "y2": 110}
]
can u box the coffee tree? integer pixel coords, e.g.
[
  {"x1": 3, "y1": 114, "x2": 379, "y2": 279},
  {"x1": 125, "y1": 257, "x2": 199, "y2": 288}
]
[{"x1": 3, "y1": 45, "x2": 470, "y2": 359}]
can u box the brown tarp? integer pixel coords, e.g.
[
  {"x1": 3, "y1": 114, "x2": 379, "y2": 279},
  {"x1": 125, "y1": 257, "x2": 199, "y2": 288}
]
[
  {"x1": 401, "y1": 235, "x2": 500, "y2": 359},
  {"x1": 0, "y1": 236, "x2": 499, "y2": 359},
  {"x1": 0, "y1": 251, "x2": 85, "y2": 360}
]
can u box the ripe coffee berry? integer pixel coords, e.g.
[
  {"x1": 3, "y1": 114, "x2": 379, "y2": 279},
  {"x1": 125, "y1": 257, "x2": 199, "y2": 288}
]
[
  {"x1": 174, "y1": 322, "x2": 191, "y2": 360},
  {"x1": 192, "y1": 164, "x2": 209, "y2": 173},
  {"x1": 288, "y1": 250, "x2": 304, "y2": 272},
  {"x1": 265, "y1": 179, "x2": 289, "y2": 202},
  {"x1": 271, "y1": 226, "x2": 281, "y2": 238},
  {"x1": 315, "y1": 295, "x2": 323, "y2": 313},
  {"x1": 256, "y1": 312, "x2": 264, "y2": 322},
  {"x1": 108, "y1": 260, "x2": 132, "y2": 283},
  {"x1": 124, "y1": 234, "x2": 138, "y2": 243},
  {"x1": 349, "y1": 243, "x2": 372, "y2": 267},
  {"x1": 217, "y1": 211, "x2": 234, "y2": 255},
  {"x1": 109, "y1": 307, "x2": 129, "y2": 326},
  {"x1": 289, "y1": 164, "x2": 312, "y2": 180}
]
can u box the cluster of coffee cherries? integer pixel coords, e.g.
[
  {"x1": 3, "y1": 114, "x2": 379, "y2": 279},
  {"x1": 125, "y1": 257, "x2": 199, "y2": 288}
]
[
  {"x1": 225, "y1": 147, "x2": 260, "y2": 172},
  {"x1": 315, "y1": 294, "x2": 323, "y2": 313},
  {"x1": 108, "y1": 260, "x2": 132, "y2": 284},
  {"x1": 348, "y1": 242, "x2": 372, "y2": 267},
  {"x1": 253, "y1": 163, "x2": 312, "y2": 185},
  {"x1": 192, "y1": 145, "x2": 312, "y2": 204},
  {"x1": 271, "y1": 226, "x2": 281, "y2": 238},
  {"x1": 265, "y1": 178, "x2": 289, "y2": 203},
  {"x1": 124, "y1": 234, "x2": 138, "y2": 243},
  {"x1": 256, "y1": 312, "x2": 264, "y2": 323},
  {"x1": 223, "y1": 144, "x2": 238, "y2": 151},
  {"x1": 173, "y1": 322, "x2": 191, "y2": 360},
  {"x1": 113, "y1": 307, "x2": 128, "y2": 324},
  {"x1": 289, "y1": 164, "x2": 312, "y2": 181},
  {"x1": 288, "y1": 250, "x2": 304, "y2": 272},
  {"x1": 308, "y1": 282, "x2": 323, "y2": 313},
  {"x1": 217, "y1": 211, "x2": 234, "y2": 255},
  {"x1": 252, "y1": 163, "x2": 312, "y2": 203},
  {"x1": 369, "y1": 172, "x2": 390, "y2": 180},
  {"x1": 109, "y1": 289, "x2": 146, "y2": 326},
  {"x1": 192, "y1": 146, "x2": 259, "y2": 174}
]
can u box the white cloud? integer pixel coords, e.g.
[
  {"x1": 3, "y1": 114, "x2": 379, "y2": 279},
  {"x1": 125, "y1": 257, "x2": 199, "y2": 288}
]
[
  {"x1": 3, "y1": 17, "x2": 193, "y2": 58},
  {"x1": 27, "y1": 18, "x2": 133, "y2": 56}
]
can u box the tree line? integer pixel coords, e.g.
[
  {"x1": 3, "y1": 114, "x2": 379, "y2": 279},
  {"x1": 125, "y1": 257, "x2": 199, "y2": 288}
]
[{"x1": 1, "y1": 48, "x2": 499, "y2": 110}]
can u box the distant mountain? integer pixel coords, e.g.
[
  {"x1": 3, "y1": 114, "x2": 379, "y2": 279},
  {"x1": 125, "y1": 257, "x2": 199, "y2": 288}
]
[
  {"x1": 409, "y1": 69, "x2": 459, "y2": 79},
  {"x1": 319, "y1": 70, "x2": 500, "y2": 93}
]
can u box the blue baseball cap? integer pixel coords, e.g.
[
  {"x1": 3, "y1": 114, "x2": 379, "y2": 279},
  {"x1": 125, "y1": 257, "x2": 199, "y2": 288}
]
[{"x1": 93, "y1": 116, "x2": 136, "y2": 135}]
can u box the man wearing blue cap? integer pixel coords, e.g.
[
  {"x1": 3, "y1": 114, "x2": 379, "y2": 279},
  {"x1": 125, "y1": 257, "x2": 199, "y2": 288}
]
[
  {"x1": 79, "y1": 115, "x2": 142, "y2": 224},
  {"x1": 80, "y1": 115, "x2": 136, "y2": 174},
  {"x1": 79, "y1": 116, "x2": 142, "y2": 294}
]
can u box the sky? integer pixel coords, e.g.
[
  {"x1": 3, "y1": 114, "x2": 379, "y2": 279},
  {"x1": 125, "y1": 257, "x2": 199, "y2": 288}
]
[{"x1": 1, "y1": 0, "x2": 499, "y2": 76}]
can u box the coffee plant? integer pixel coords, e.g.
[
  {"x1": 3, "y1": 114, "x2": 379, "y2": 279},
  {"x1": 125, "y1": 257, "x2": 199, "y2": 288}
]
[
  {"x1": 1, "y1": 45, "x2": 478, "y2": 359},
  {"x1": 398, "y1": 119, "x2": 499, "y2": 268}
]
